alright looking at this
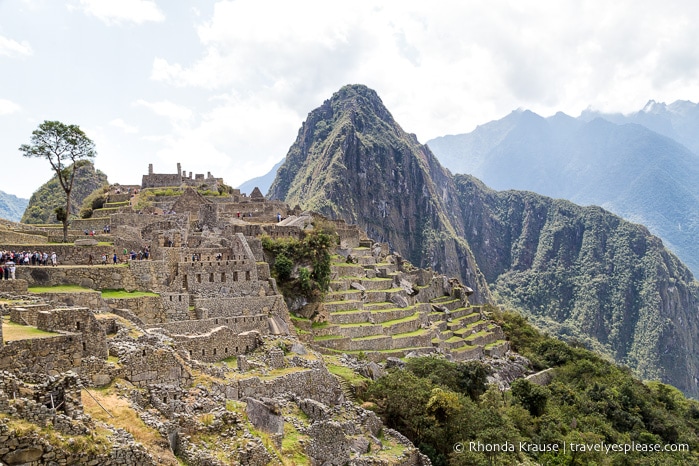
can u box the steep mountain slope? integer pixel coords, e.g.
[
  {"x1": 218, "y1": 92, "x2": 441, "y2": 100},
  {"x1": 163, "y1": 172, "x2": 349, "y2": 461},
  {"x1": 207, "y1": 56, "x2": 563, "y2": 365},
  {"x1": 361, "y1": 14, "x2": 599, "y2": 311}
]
[
  {"x1": 0, "y1": 189, "x2": 29, "y2": 222},
  {"x1": 455, "y1": 175, "x2": 699, "y2": 393},
  {"x1": 427, "y1": 110, "x2": 699, "y2": 275},
  {"x1": 21, "y1": 161, "x2": 108, "y2": 224},
  {"x1": 237, "y1": 158, "x2": 285, "y2": 197},
  {"x1": 269, "y1": 84, "x2": 699, "y2": 397},
  {"x1": 269, "y1": 84, "x2": 490, "y2": 302}
]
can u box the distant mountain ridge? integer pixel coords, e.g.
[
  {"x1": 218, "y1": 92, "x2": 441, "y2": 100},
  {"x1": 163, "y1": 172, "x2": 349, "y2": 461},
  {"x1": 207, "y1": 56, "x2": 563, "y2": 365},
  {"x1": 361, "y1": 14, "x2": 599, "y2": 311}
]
[
  {"x1": 269, "y1": 84, "x2": 699, "y2": 397},
  {"x1": 237, "y1": 158, "x2": 285, "y2": 197},
  {"x1": 0, "y1": 190, "x2": 29, "y2": 222},
  {"x1": 427, "y1": 102, "x2": 699, "y2": 275}
]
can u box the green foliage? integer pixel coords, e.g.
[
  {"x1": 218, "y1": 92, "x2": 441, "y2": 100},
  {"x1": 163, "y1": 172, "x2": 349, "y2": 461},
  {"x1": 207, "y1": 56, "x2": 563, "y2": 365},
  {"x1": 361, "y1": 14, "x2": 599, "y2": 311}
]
[
  {"x1": 273, "y1": 252, "x2": 293, "y2": 281},
  {"x1": 21, "y1": 161, "x2": 107, "y2": 225},
  {"x1": 364, "y1": 312, "x2": 699, "y2": 465},
  {"x1": 79, "y1": 184, "x2": 110, "y2": 218},
  {"x1": 261, "y1": 222, "x2": 338, "y2": 300}
]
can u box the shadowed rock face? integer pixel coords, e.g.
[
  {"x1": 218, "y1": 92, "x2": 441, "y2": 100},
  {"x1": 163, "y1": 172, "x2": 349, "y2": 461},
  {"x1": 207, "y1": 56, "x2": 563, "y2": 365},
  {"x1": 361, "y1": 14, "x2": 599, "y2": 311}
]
[
  {"x1": 269, "y1": 84, "x2": 699, "y2": 397},
  {"x1": 268, "y1": 84, "x2": 490, "y2": 302}
]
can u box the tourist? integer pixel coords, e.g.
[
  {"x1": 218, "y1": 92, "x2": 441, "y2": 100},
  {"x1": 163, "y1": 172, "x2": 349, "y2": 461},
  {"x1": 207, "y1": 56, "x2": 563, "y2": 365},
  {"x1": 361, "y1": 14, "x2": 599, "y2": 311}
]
[
  {"x1": 102, "y1": 254, "x2": 107, "y2": 265},
  {"x1": 51, "y1": 252, "x2": 57, "y2": 267},
  {"x1": 88, "y1": 253, "x2": 93, "y2": 265},
  {"x1": 9, "y1": 262, "x2": 16, "y2": 279},
  {"x1": 113, "y1": 252, "x2": 118, "y2": 264}
]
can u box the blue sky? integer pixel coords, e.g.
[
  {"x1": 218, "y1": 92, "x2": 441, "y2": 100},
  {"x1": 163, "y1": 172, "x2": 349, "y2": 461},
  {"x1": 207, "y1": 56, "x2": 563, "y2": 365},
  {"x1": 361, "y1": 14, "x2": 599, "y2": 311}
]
[{"x1": 2, "y1": 0, "x2": 698, "y2": 198}]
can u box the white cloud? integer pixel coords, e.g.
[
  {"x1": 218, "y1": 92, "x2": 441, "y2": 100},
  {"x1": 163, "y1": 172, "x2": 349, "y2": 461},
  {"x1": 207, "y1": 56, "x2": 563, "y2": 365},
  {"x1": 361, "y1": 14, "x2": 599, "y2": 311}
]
[
  {"x1": 134, "y1": 99, "x2": 193, "y2": 122},
  {"x1": 79, "y1": 0, "x2": 165, "y2": 25},
  {"x1": 0, "y1": 99, "x2": 21, "y2": 116},
  {"x1": 109, "y1": 118, "x2": 139, "y2": 134},
  {"x1": 0, "y1": 35, "x2": 33, "y2": 57}
]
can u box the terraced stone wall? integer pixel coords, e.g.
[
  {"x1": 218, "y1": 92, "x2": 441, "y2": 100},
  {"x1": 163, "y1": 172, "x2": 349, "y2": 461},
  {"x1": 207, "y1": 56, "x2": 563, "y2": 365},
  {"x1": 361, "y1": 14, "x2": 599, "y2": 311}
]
[
  {"x1": 36, "y1": 308, "x2": 108, "y2": 359},
  {"x1": 103, "y1": 296, "x2": 165, "y2": 324},
  {"x1": 174, "y1": 326, "x2": 260, "y2": 362},
  {"x1": 0, "y1": 333, "x2": 81, "y2": 379},
  {"x1": 152, "y1": 314, "x2": 268, "y2": 336}
]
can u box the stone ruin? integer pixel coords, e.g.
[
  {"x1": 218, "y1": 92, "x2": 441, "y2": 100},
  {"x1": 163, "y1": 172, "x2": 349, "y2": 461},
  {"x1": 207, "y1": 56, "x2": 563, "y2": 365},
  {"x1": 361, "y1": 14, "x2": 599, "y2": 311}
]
[{"x1": 0, "y1": 163, "x2": 441, "y2": 465}]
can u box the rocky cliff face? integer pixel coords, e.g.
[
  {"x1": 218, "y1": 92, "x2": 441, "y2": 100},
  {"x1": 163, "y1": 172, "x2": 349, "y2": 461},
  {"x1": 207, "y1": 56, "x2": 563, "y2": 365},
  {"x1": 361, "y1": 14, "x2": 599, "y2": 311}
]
[
  {"x1": 268, "y1": 84, "x2": 490, "y2": 302},
  {"x1": 269, "y1": 84, "x2": 699, "y2": 397},
  {"x1": 454, "y1": 175, "x2": 699, "y2": 395}
]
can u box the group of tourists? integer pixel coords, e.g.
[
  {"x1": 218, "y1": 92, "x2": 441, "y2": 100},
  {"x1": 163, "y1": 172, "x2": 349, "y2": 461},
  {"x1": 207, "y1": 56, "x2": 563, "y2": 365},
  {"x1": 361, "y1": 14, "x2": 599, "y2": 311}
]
[{"x1": 0, "y1": 250, "x2": 58, "y2": 279}]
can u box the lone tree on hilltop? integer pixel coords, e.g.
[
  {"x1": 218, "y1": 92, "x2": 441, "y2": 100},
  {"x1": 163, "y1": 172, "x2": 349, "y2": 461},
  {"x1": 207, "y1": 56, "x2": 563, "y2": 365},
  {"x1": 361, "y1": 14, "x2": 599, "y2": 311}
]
[{"x1": 19, "y1": 121, "x2": 96, "y2": 242}]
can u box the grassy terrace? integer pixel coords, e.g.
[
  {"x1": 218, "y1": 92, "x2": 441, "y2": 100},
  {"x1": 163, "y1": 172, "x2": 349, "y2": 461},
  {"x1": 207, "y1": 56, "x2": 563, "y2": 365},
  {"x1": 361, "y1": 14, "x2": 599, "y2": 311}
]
[
  {"x1": 28, "y1": 284, "x2": 94, "y2": 293},
  {"x1": 101, "y1": 289, "x2": 159, "y2": 299},
  {"x1": 2, "y1": 316, "x2": 59, "y2": 341}
]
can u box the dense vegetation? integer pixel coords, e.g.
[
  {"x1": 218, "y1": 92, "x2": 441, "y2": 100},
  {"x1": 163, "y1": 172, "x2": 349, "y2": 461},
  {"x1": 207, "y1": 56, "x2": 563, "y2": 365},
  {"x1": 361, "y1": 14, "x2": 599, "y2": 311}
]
[
  {"x1": 261, "y1": 221, "x2": 338, "y2": 300},
  {"x1": 364, "y1": 310, "x2": 699, "y2": 466},
  {"x1": 21, "y1": 161, "x2": 108, "y2": 224}
]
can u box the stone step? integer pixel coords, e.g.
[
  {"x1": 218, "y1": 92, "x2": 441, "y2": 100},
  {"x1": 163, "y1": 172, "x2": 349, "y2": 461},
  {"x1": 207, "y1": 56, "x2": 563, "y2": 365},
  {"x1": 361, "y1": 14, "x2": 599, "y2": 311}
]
[
  {"x1": 381, "y1": 313, "x2": 423, "y2": 335},
  {"x1": 313, "y1": 335, "x2": 351, "y2": 350},
  {"x1": 438, "y1": 337, "x2": 469, "y2": 350},
  {"x1": 335, "y1": 323, "x2": 384, "y2": 339},
  {"x1": 363, "y1": 302, "x2": 396, "y2": 311},
  {"x1": 430, "y1": 298, "x2": 464, "y2": 312},
  {"x1": 348, "y1": 335, "x2": 393, "y2": 351},
  {"x1": 330, "y1": 264, "x2": 366, "y2": 278},
  {"x1": 349, "y1": 247, "x2": 373, "y2": 257},
  {"x1": 447, "y1": 313, "x2": 483, "y2": 330},
  {"x1": 463, "y1": 330, "x2": 499, "y2": 347},
  {"x1": 327, "y1": 310, "x2": 372, "y2": 325},
  {"x1": 392, "y1": 330, "x2": 433, "y2": 349},
  {"x1": 369, "y1": 308, "x2": 416, "y2": 323},
  {"x1": 357, "y1": 278, "x2": 394, "y2": 291},
  {"x1": 484, "y1": 340, "x2": 510, "y2": 358},
  {"x1": 364, "y1": 289, "x2": 406, "y2": 304},
  {"x1": 357, "y1": 255, "x2": 377, "y2": 266},
  {"x1": 326, "y1": 290, "x2": 365, "y2": 303},
  {"x1": 450, "y1": 344, "x2": 483, "y2": 361}
]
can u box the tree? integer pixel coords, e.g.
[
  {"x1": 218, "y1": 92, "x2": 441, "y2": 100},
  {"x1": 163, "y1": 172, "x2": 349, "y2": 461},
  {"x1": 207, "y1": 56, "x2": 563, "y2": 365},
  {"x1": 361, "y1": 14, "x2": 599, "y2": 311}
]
[{"x1": 19, "y1": 121, "x2": 96, "y2": 242}]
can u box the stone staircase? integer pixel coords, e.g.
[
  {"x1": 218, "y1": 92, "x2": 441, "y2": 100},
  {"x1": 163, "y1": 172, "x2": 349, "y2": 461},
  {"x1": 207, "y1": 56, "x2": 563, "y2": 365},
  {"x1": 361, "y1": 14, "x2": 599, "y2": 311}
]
[{"x1": 304, "y1": 244, "x2": 509, "y2": 362}]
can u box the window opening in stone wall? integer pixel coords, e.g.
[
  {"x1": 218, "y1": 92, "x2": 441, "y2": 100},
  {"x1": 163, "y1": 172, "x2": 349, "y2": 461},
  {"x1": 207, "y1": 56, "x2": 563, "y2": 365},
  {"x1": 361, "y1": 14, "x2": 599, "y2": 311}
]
[
  {"x1": 213, "y1": 348, "x2": 217, "y2": 356},
  {"x1": 233, "y1": 271, "x2": 238, "y2": 281},
  {"x1": 197, "y1": 274, "x2": 202, "y2": 283},
  {"x1": 76, "y1": 322, "x2": 81, "y2": 330},
  {"x1": 142, "y1": 349, "x2": 146, "y2": 356},
  {"x1": 170, "y1": 296, "x2": 173, "y2": 301},
  {"x1": 202, "y1": 349, "x2": 206, "y2": 356},
  {"x1": 246, "y1": 270, "x2": 250, "y2": 280},
  {"x1": 209, "y1": 273, "x2": 214, "y2": 282},
  {"x1": 178, "y1": 295, "x2": 182, "y2": 302},
  {"x1": 225, "y1": 347, "x2": 228, "y2": 354},
  {"x1": 82, "y1": 342, "x2": 86, "y2": 351},
  {"x1": 221, "y1": 273, "x2": 226, "y2": 282}
]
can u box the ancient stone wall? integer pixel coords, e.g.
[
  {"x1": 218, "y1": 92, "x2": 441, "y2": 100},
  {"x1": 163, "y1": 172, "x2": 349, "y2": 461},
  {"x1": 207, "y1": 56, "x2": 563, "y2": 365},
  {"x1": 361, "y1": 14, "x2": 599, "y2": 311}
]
[
  {"x1": 152, "y1": 314, "x2": 269, "y2": 336},
  {"x1": 36, "y1": 308, "x2": 108, "y2": 359},
  {"x1": 192, "y1": 295, "x2": 285, "y2": 318},
  {"x1": 161, "y1": 292, "x2": 190, "y2": 321},
  {"x1": 119, "y1": 345, "x2": 191, "y2": 388},
  {"x1": 16, "y1": 265, "x2": 139, "y2": 291},
  {"x1": 103, "y1": 296, "x2": 165, "y2": 324},
  {"x1": 0, "y1": 230, "x2": 48, "y2": 243},
  {"x1": 110, "y1": 212, "x2": 190, "y2": 231},
  {"x1": 0, "y1": 279, "x2": 28, "y2": 294},
  {"x1": 0, "y1": 334, "x2": 82, "y2": 379},
  {"x1": 38, "y1": 291, "x2": 103, "y2": 310},
  {"x1": 237, "y1": 366, "x2": 343, "y2": 406},
  {"x1": 0, "y1": 245, "x2": 115, "y2": 266},
  {"x1": 174, "y1": 327, "x2": 260, "y2": 362}
]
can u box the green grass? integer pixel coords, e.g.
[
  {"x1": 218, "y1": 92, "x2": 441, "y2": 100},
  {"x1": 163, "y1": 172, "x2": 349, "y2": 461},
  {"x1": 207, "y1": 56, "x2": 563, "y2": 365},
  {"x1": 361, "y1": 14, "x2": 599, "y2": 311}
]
[
  {"x1": 101, "y1": 289, "x2": 159, "y2": 299},
  {"x1": 313, "y1": 335, "x2": 345, "y2": 341},
  {"x1": 327, "y1": 363, "x2": 370, "y2": 386},
  {"x1": 2, "y1": 317, "x2": 59, "y2": 341},
  {"x1": 28, "y1": 284, "x2": 94, "y2": 293},
  {"x1": 380, "y1": 312, "x2": 419, "y2": 327}
]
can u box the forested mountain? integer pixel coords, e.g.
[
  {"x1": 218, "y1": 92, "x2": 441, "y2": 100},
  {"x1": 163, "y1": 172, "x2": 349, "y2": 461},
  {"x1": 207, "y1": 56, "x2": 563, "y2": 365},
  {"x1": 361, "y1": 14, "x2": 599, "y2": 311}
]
[
  {"x1": 269, "y1": 84, "x2": 699, "y2": 397},
  {"x1": 21, "y1": 161, "x2": 108, "y2": 225},
  {"x1": 427, "y1": 103, "x2": 699, "y2": 276},
  {"x1": 0, "y1": 189, "x2": 28, "y2": 222}
]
